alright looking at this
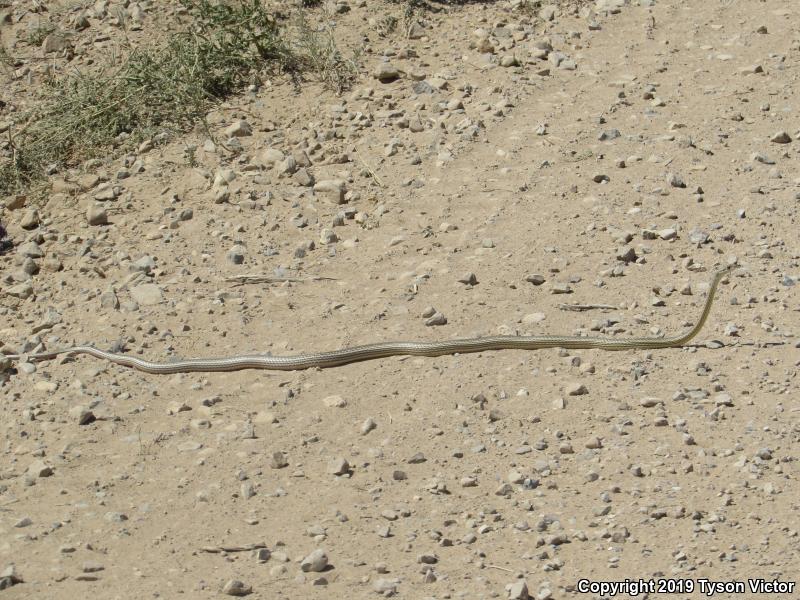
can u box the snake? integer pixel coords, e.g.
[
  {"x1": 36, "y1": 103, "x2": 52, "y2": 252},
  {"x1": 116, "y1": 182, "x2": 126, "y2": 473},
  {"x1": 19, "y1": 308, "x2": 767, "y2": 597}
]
[{"x1": 0, "y1": 267, "x2": 731, "y2": 374}]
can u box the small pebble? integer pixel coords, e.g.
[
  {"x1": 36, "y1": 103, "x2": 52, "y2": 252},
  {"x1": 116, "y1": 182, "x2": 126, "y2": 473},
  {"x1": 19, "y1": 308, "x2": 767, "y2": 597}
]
[{"x1": 222, "y1": 579, "x2": 252, "y2": 596}]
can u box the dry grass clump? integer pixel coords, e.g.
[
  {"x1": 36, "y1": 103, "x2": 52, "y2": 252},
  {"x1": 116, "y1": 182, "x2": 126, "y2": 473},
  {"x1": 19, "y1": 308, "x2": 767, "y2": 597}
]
[{"x1": 0, "y1": 0, "x2": 360, "y2": 196}]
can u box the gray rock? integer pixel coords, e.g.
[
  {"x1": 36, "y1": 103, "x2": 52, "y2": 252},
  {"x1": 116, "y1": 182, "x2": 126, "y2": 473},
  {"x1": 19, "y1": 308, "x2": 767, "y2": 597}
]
[
  {"x1": 225, "y1": 120, "x2": 252, "y2": 137},
  {"x1": 86, "y1": 204, "x2": 108, "y2": 226},
  {"x1": 213, "y1": 189, "x2": 230, "y2": 204},
  {"x1": 666, "y1": 172, "x2": 686, "y2": 188},
  {"x1": 292, "y1": 150, "x2": 312, "y2": 167},
  {"x1": 751, "y1": 152, "x2": 775, "y2": 164},
  {"x1": 508, "y1": 580, "x2": 530, "y2": 600},
  {"x1": 412, "y1": 81, "x2": 435, "y2": 94},
  {"x1": 300, "y1": 549, "x2": 329, "y2": 572},
  {"x1": 14, "y1": 517, "x2": 32, "y2": 528},
  {"x1": 20, "y1": 257, "x2": 38, "y2": 275},
  {"x1": 313, "y1": 179, "x2": 346, "y2": 204},
  {"x1": 598, "y1": 129, "x2": 620, "y2": 141},
  {"x1": 495, "y1": 483, "x2": 514, "y2": 496},
  {"x1": 19, "y1": 209, "x2": 40, "y2": 229},
  {"x1": 94, "y1": 182, "x2": 118, "y2": 201},
  {"x1": 374, "y1": 63, "x2": 400, "y2": 83},
  {"x1": 131, "y1": 255, "x2": 155, "y2": 273},
  {"x1": 82, "y1": 562, "x2": 104, "y2": 573},
  {"x1": 222, "y1": 579, "x2": 252, "y2": 596},
  {"x1": 373, "y1": 578, "x2": 399, "y2": 594},
  {"x1": 5, "y1": 283, "x2": 33, "y2": 299},
  {"x1": 276, "y1": 155, "x2": 297, "y2": 175},
  {"x1": 322, "y1": 395, "x2": 346, "y2": 408},
  {"x1": 550, "y1": 282, "x2": 572, "y2": 294},
  {"x1": 129, "y1": 284, "x2": 163, "y2": 306},
  {"x1": 227, "y1": 245, "x2": 246, "y2": 264},
  {"x1": 292, "y1": 167, "x2": 314, "y2": 186},
  {"x1": 688, "y1": 229, "x2": 709, "y2": 244},
  {"x1": 418, "y1": 553, "x2": 438, "y2": 564},
  {"x1": 270, "y1": 452, "x2": 288, "y2": 469},
  {"x1": 566, "y1": 382, "x2": 588, "y2": 396},
  {"x1": 408, "y1": 22, "x2": 425, "y2": 39},
  {"x1": 328, "y1": 457, "x2": 350, "y2": 475},
  {"x1": 408, "y1": 452, "x2": 426, "y2": 464},
  {"x1": 616, "y1": 246, "x2": 637, "y2": 263},
  {"x1": 254, "y1": 548, "x2": 271, "y2": 563},
  {"x1": 319, "y1": 228, "x2": 338, "y2": 244},
  {"x1": 770, "y1": 131, "x2": 791, "y2": 143},
  {"x1": 240, "y1": 482, "x2": 255, "y2": 499},
  {"x1": 501, "y1": 55, "x2": 520, "y2": 67},
  {"x1": 259, "y1": 148, "x2": 285, "y2": 166},
  {"x1": 361, "y1": 418, "x2": 377, "y2": 435},
  {"x1": 522, "y1": 313, "x2": 546, "y2": 325},
  {"x1": 17, "y1": 241, "x2": 44, "y2": 258},
  {"x1": 424, "y1": 311, "x2": 447, "y2": 326},
  {"x1": 540, "y1": 5, "x2": 557, "y2": 20},
  {"x1": 42, "y1": 31, "x2": 71, "y2": 54},
  {"x1": 0, "y1": 565, "x2": 23, "y2": 590},
  {"x1": 70, "y1": 406, "x2": 96, "y2": 425},
  {"x1": 269, "y1": 564, "x2": 287, "y2": 577},
  {"x1": 27, "y1": 459, "x2": 53, "y2": 477}
]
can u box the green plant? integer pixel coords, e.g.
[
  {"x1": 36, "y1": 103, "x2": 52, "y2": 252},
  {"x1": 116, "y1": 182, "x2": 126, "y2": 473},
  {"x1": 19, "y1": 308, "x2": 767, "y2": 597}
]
[
  {"x1": 517, "y1": 0, "x2": 543, "y2": 17},
  {"x1": 184, "y1": 145, "x2": 198, "y2": 168},
  {"x1": 25, "y1": 22, "x2": 56, "y2": 47},
  {"x1": 0, "y1": 46, "x2": 15, "y2": 75},
  {"x1": 374, "y1": 14, "x2": 399, "y2": 36},
  {"x1": 293, "y1": 12, "x2": 360, "y2": 94},
  {"x1": 0, "y1": 0, "x2": 298, "y2": 196}
]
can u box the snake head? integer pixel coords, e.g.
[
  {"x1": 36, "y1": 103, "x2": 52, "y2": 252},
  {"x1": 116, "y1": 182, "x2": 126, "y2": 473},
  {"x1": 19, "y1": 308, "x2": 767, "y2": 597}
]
[{"x1": 713, "y1": 264, "x2": 736, "y2": 278}]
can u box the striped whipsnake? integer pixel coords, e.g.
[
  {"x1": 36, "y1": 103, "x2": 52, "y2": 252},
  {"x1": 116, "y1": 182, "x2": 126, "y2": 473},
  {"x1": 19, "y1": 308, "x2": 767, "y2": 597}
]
[{"x1": 1, "y1": 267, "x2": 732, "y2": 374}]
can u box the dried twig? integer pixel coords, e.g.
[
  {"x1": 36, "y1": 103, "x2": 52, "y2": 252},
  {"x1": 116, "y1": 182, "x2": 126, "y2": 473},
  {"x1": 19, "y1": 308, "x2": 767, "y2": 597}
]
[
  {"x1": 684, "y1": 341, "x2": 787, "y2": 349},
  {"x1": 558, "y1": 303, "x2": 618, "y2": 312},
  {"x1": 200, "y1": 542, "x2": 267, "y2": 553},
  {"x1": 225, "y1": 275, "x2": 337, "y2": 286},
  {"x1": 355, "y1": 147, "x2": 384, "y2": 187},
  {"x1": 486, "y1": 564, "x2": 514, "y2": 573}
]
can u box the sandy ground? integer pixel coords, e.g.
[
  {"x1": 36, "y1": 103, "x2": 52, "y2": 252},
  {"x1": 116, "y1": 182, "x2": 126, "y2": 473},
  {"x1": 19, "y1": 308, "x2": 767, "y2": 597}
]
[{"x1": 1, "y1": 0, "x2": 799, "y2": 599}]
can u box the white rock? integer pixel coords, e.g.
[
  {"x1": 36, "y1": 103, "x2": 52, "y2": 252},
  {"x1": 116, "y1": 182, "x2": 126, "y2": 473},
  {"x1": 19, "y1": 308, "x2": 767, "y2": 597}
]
[
  {"x1": 508, "y1": 580, "x2": 530, "y2": 600},
  {"x1": 300, "y1": 549, "x2": 329, "y2": 572},
  {"x1": 130, "y1": 284, "x2": 163, "y2": 306},
  {"x1": 258, "y1": 148, "x2": 285, "y2": 166},
  {"x1": 225, "y1": 120, "x2": 252, "y2": 137},
  {"x1": 313, "y1": 180, "x2": 346, "y2": 204},
  {"x1": 322, "y1": 395, "x2": 347, "y2": 408}
]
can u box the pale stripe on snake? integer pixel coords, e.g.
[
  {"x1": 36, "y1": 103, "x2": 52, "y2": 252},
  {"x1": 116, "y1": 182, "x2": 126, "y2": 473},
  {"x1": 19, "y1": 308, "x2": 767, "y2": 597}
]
[{"x1": 1, "y1": 267, "x2": 732, "y2": 374}]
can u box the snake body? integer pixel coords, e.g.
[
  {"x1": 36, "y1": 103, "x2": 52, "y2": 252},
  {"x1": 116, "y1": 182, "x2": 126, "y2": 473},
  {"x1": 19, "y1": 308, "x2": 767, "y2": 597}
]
[{"x1": 2, "y1": 268, "x2": 731, "y2": 374}]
